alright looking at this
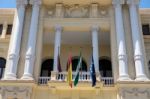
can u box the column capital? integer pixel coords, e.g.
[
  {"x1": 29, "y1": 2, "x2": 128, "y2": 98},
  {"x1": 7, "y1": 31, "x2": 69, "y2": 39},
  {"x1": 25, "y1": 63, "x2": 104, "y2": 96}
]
[
  {"x1": 55, "y1": 25, "x2": 63, "y2": 32},
  {"x1": 30, "y1": 0, "x2": 42, "y2": 6},
  {"x1": 127, "y1": 0, "x2": 140, "y2": 5},
  {"x1": 112, "y1": 0, "x2": 125, "y2": 5},
  {"x1": 16, "y1": 0, "x2": 28, "y2": 8},
  {"x1": 91, "y1": 25, "x2": 99, "y2": 32}
]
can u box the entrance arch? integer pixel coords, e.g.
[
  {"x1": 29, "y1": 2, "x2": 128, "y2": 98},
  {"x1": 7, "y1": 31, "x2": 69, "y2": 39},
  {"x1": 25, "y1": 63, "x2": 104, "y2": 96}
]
[
  {"x1": 0, "y1": 57, "x2": 6, "y2": 79},
  {"x1": 40, "y1": 59, "x2": 53, "y2": 77},
  {"x1": 99, "y1": 57, "x2": 112, "y2": 77}
]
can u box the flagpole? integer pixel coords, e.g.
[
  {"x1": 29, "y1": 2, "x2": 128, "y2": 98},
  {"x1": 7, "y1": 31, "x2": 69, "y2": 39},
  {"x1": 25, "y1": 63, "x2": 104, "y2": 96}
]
[{"x1": 80, "y1": 47, "x2": 82, "y2": 81}]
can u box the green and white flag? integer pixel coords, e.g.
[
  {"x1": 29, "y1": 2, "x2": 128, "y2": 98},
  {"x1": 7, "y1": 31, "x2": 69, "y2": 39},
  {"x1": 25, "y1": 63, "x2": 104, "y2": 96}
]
[{"x1": 74, "y1": 52, "x2": 82, "y2": 86}]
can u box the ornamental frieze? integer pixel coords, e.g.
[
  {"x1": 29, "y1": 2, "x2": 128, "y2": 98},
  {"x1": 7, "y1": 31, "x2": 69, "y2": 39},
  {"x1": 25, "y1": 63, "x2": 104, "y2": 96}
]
[
  {"x1": 118, "y1": 88, "x2": 150, "y2": 99},
  {"x1": 0, "y1": 86, "x2": 32, "y2": 99},
  {"x1": 46, "y1": 4, "x2": 109, "y2": 18}
]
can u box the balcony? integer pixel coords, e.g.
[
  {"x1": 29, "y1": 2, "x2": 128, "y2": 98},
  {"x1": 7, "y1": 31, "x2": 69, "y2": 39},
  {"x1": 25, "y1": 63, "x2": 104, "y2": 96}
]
[{"x1": 38, "y1": 72, "x2": 114, "y2": 87}]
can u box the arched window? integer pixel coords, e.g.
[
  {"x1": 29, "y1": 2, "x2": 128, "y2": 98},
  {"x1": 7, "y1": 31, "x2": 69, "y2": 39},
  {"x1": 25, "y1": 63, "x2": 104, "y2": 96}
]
[
  {"x1": 40, "y1": 59, "x2": 53, "y2": 77},
  {"x1": 99, "y1": 57, "x2": 112, "y2": 77},
  {"x1": 67, "y1": 56, "x2": 87, "y2": 72},
  {"x1": 0, "y1": 57, "x2": 6, "y2": 79}
]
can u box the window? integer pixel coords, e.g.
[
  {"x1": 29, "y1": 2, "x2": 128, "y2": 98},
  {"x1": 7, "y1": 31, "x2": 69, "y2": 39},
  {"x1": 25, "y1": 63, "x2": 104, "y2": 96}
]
[
  {"x1": 0, "y1": 57, "x2": 6, "y2": 79},
  {"x1": 148, "y1": 61, "x2": 150, "y2": 70},
  {"x1": 41, "y1": 59, "x2": 53, "y2": 77},
  {"x1": 142, "y1": 24, "x2": 150, "y2": 35},
  {"x1": 99, "y1": 58, "x2": 112, "y2": 77},
  {"x1": 0, "y1": 24, "x2": 3, "y2": 35},
  {"x1": 6, "y1": 24, "x2": 13, "y2": 35}
]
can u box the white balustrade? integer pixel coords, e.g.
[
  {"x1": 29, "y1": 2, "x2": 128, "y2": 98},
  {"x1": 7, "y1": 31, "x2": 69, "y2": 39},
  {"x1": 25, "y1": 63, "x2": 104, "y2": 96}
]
[
  {"x1": 38, "y1": 72, "x2": 114, "y2": 87},
  {"x1": 38, "y1": 77, "x2": 51, "y2": 85},
  {"x1": 101, "y1": 77, "x2": 114, "y2": 87}
]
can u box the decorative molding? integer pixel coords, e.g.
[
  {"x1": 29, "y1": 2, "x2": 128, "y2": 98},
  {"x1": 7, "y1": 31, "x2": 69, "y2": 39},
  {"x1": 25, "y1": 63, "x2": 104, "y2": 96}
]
[
  {"x1": 65, "y1": 4, "x2": 89, "y2": 18},
  {"x1": 118, "y1": 54, "x2": 127, "y2": 61},
  {"x1": 9, "y1": 53, "x2": 18, "y2": 60},
  {"x1": 134, "y1": 54, "x2": 143, "y2": 61},
  {"x1": 46, "y1": 4, "x2": 109, "y2": 18},
  {"x1": 119, "y1": 88, "x2": 150, "y2": 99}
]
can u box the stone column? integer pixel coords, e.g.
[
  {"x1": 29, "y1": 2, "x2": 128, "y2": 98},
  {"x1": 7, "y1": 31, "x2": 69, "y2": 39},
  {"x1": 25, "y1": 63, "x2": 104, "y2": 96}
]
[
  {"x1": 91, "y1": 26, "x2": 99, "y2": 73},
  {"x1": 1, "y1": 22, "x2": 7, "y2": 39},
  {"x1": 53, "y1": 25, "x2": 62, "y2": 72},
  {"x1": 113, "y1": 0, "x2": 130, "y2": 80},
  {"x1": 21, "y1": 0, "x2": 41, "y2": 80},
  {"x1": 3, "y1": 0, "x2": 27, "y2": 80},
  {"x1": 127, "y1": 0, "x2": 148, "y2": 81}
]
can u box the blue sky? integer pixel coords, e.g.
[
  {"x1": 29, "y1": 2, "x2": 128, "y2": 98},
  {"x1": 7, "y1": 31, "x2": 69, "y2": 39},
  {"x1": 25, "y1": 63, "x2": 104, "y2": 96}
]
[{"x1": 0, "y1": 0, "x2": 150, "y2": 8}]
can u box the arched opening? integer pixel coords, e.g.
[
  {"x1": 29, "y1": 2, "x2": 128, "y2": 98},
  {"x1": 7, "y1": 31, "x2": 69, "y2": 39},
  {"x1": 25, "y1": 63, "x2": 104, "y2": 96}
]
[
  {"x1": 148, "y1": 60, "x2": 150, "y2": 72},
  {"x1": 99, "y1": 57, "x2": 112, "y2": 77},
  {"x1": 67, "y1": 57, "x2": 87, "y2": 72},
  {"x1": 40, "y1": 59, "x2": 53, "y2": 77},
  {"x1": 0, "y1": 57, "x2": 6, "y2": 79}
]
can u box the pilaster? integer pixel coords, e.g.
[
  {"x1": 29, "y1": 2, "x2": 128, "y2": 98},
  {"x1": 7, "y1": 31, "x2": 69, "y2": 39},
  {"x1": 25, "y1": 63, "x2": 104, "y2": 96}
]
[
  {"x1": 55, "y1": 3, "x2": 64, "y2": 18},
  {"x1": 90, "y1": 3, "x2": 99, "y2": 18}
]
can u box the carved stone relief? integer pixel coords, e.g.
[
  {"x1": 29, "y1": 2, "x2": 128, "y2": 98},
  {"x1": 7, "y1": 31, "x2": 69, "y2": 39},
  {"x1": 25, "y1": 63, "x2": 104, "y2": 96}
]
[
  {"x1": 119, "y1": 88, "x2": 150, "y2": 99},
  {"x1": 64, "y1": 4, "x2": 89, "y2": 18},
  {"x1": 0, "y1": 86, "x2": 32, "y2": 99},
  {"x1": 46, "y1": 4, "x2": 109, "y2": 18}
]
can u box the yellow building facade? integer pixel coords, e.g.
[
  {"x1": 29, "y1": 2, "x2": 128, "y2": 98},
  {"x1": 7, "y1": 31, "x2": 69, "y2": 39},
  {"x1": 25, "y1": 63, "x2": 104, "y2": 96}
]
[{"x1": 0, "y1": 0, "x2": 150, "y2": 99}]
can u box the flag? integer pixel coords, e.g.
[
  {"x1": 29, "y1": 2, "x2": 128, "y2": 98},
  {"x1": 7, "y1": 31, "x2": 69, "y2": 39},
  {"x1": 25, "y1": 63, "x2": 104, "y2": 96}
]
[
  {"x1": 57, "y1": 49, "x2": 62, "y2": 72},
  {"x1": 67, "y1": 54, "x2": 72, "y2": 87},
  {"x1": 74, "y1": 52, "x2": 82, "y2": 86},
  {"x1": 90, "y1": 55, "x2": 96, "y2": 87}
]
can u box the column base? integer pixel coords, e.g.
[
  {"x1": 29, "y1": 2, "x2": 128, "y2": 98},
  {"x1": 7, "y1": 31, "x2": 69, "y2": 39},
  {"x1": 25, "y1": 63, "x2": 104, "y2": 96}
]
[
  {"x1": 135, "y1": 74, "x2": 149, "y2": 81},
  {"x1": 51, "y1": 71, "x2": 58, "y2": 81},
  {"x1": 3, "y1": 73, "x2": 17, "y2": 80},
  {"x1": 96, "y1": 72, "x2": 100, "y2": 81},
  {"x1": 21, "y1": 73, "x2": 34, "y2": 80},
  {"x1": 117, "y1": 75, "x2": 131, "y2": 81}
]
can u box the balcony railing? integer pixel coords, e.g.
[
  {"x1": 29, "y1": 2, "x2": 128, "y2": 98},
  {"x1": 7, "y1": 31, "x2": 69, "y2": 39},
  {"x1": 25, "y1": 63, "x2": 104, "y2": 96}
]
[
  {"x1": 38, "y1": 72, "x2": 114, "y2": 86},
  {"x1": 55, "y1": 72, "x2": 91, "y2": 81},
  {"x1": 38, "y1": 77, "x2": 51, "y2": 85},
  {"x1": 101, "y1": 77, "x2": 114, "y2": 87}
]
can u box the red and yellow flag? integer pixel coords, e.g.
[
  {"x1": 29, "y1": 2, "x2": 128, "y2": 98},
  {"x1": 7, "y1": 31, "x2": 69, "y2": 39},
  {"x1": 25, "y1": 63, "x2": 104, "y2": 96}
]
[{"x1": 67, "y1": 55, "x2": 72, "y2": 88}]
